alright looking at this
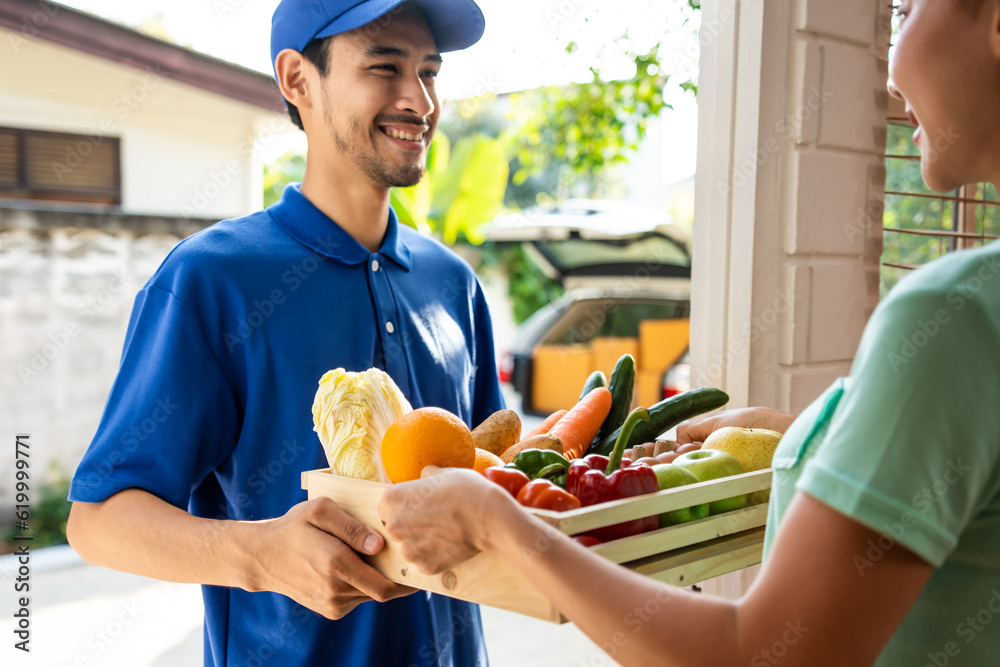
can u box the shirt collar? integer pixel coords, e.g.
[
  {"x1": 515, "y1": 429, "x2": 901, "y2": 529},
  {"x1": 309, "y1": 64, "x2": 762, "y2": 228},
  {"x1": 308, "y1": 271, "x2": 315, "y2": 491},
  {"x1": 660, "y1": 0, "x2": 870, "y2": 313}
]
[{"x1": 267, "y1": 183, "x2": 412, "y2": 271}]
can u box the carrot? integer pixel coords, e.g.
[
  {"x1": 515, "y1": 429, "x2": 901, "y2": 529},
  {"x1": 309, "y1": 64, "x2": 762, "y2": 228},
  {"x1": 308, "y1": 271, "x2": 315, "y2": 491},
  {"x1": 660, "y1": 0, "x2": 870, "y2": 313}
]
[
  {"x1": 523, "y1": 409, "x2": 568, "y2": 440},
  {"x1": 548, "y1": 387, "x2": 613, "y2": 459}
]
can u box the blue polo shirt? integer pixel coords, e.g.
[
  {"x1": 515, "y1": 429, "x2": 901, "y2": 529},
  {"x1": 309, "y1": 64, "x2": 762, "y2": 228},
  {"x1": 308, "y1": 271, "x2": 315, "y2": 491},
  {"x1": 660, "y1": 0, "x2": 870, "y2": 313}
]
[{"x1": 69, "y1": 184, "x2": 504, "y2": 666}]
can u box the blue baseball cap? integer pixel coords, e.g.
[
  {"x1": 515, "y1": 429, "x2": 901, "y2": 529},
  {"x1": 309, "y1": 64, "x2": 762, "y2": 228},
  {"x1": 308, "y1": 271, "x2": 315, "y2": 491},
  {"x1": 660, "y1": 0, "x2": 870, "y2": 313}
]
[{"x1": 271, "y1": 0, "x2": 485, "y2": 76}]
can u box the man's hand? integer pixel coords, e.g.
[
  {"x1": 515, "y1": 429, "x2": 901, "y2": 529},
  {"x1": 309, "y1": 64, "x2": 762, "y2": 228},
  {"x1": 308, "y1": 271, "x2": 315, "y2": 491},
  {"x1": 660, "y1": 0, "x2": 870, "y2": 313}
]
[
  {"x1": 248, "y1": 497, "x2": 415, "y2": 620},
  {"x1": 676, "y1": 407, "x2": 796, "y2": 444}
]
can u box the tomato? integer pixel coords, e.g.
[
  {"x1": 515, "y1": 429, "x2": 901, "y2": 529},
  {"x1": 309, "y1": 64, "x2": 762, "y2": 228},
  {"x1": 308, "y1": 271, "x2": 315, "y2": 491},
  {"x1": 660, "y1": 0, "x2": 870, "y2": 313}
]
[
  {"x1": 481, "y1": 466, "x2": 530, "y2": 497},
  {"x1": 572, "y1": 535, "x2": 603, "y2": 547},
  {"x1": 516, "y1": 479, "x2": 582, "y2": 512}
]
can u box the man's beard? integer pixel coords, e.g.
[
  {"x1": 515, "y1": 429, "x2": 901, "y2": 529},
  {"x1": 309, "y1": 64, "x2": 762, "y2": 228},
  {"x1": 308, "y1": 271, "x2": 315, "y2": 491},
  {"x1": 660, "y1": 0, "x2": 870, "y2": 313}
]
[{"x1": 325, "y1": 108, "x2": 426, "y2": 188}]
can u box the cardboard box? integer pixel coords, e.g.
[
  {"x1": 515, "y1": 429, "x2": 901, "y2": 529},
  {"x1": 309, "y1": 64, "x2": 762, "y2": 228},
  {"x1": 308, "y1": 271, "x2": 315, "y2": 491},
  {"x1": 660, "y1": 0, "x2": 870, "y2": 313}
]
[
  {"x1": 591, "y1": 337, "x2": 639, "y2": 380},
  {"x1": 302, "y1": 468, "x2": 772, "y2": 623},
  {"x1": 531, "y1": 344, "x2": 593, "y2": 414},
  {"x1": 639, "y1": 318, "x2": 690, "y2": 373},
  {"x1": 637, "y1": 368, "x2": 664, "y2": 410}
]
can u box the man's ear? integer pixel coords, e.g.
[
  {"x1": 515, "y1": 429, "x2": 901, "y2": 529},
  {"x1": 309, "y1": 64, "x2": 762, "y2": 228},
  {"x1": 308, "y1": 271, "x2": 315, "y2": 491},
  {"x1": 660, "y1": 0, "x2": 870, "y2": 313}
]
[{"x1": 275, "y1": 49, "x2": 312, "y2": 111}]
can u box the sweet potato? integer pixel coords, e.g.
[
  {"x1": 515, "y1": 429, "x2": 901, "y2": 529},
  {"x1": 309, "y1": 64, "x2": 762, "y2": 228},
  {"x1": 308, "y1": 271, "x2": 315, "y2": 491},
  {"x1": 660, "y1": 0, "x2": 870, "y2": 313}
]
[
  {"x1": 500, "y1": 433, "x2": 564, "y2": 464},
  {"x1": 471, "y1": 409, "x2": 521, "y2": 457}
]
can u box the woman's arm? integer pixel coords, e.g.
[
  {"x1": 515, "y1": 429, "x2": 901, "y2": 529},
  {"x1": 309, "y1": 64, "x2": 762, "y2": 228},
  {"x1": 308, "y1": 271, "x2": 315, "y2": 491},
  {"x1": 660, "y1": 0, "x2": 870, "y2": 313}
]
[{"x1": 381, "y1": 469, "x2": 933, "y2": 667}]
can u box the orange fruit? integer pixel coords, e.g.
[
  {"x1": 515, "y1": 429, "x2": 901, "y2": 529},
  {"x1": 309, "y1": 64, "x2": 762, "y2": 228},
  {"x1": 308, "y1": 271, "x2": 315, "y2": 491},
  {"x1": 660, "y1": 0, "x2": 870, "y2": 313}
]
[
  {"x1": 381, "y1": 407, "x2": 476, "y2": 483},
  {"x1": 473, "y1": 448, "x2": 504, "y2": 472}
]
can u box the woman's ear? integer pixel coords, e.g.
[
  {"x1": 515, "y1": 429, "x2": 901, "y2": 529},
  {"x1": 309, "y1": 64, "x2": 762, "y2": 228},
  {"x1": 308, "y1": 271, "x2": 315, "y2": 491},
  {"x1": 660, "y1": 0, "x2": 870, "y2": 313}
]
[{"x1": 274, "y1": 49, "x2": 312, "y2": 111}]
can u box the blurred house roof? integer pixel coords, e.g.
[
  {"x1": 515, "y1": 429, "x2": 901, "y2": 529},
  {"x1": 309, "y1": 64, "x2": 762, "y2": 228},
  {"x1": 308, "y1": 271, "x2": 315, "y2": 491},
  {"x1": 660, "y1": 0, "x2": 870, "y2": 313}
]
[{"x1": 0, "y1": 0, "x2": 284, "y2": 112}]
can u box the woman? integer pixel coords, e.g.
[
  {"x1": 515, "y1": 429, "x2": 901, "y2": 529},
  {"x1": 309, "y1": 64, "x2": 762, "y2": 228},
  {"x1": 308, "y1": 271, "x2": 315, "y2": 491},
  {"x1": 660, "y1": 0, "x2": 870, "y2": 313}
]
[{"x1": 379, "y1": 1, "x2": 1000, "y2": 664}]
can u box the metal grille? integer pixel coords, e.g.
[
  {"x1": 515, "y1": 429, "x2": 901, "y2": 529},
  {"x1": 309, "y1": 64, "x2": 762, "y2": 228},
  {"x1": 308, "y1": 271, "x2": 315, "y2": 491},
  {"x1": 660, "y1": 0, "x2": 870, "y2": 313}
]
[{"x1": 882, "y1": 122, "x2": 1000, "y2": 292}]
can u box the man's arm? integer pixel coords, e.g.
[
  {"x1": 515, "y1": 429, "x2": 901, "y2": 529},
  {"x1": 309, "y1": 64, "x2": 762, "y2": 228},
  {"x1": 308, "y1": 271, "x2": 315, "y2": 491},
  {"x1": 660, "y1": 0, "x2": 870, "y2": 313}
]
[{"x1": 69, "y1": 489, "x2": 414, "y2": 619}]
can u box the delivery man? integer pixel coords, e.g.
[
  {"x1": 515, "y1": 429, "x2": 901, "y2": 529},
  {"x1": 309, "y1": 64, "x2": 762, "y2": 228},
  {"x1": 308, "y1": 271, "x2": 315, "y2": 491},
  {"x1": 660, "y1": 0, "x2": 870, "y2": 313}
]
[{"x1": 66, "y1": 1, "x2": 504, "y2": 665}]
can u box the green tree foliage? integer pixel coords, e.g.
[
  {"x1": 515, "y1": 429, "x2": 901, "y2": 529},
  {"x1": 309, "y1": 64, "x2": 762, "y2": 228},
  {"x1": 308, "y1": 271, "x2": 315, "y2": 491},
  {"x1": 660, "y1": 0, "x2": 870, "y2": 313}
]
[
  {"x1": 2, "y1": 466, "x2": 71, "y2": 551},
  {"x1": 263, "y1": 152, "x2": 306, "y2": 208},
  {"x1": 506, "y1": 41, "x2": 671, "y2": 199},
  {"x1": 468, "y1": 32, "x2": 686, "y2": 321}
]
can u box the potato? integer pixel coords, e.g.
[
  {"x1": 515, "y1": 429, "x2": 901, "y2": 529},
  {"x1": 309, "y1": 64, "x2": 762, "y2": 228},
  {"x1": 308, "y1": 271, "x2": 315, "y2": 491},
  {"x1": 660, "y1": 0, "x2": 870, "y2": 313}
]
[
  {"x1": 471, "y1": 409, "x2": 521, "y2": 457},
  {"x1": 500, "y1": 433, "x2": 563, "y2": 464}
]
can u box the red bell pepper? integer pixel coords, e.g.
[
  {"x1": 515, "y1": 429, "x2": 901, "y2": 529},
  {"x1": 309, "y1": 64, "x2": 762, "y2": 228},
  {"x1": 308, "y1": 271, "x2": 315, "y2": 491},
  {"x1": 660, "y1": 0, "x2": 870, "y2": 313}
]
[
  {"x1": 481, "y1": 466, "x2": 530, "y2": 498},
  {"x1": 516, "y1": 479, "x2": 582, "y2": 512},
  {"x1": 566, "y1": 408, "x2": 659, "y2": 541}
]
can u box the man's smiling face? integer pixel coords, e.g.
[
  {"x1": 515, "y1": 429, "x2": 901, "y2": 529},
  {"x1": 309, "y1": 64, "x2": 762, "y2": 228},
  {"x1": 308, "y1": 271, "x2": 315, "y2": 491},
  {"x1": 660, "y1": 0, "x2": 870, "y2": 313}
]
[{"x1": 313, "y1": 5, "x2": 441, "y2": 188}]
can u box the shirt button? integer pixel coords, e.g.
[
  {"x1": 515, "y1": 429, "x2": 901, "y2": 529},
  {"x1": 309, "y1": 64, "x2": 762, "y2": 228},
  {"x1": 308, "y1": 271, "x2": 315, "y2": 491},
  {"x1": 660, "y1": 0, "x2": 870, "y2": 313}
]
[
  {"x1": 385, "y1": 321, "x2": 394, "y2": 334},
  {"x1": 371, "y1": 259, "x2": 380, "y2": 272}
]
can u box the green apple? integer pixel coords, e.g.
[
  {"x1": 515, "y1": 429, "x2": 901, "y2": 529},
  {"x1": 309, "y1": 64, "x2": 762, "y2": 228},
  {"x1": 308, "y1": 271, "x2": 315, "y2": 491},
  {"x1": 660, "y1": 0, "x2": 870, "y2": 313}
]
[
  {"x1": 702, "y1": 427, "x2": 782, "y2": 505},
  {"x1": 673, "y1": 449, "x2": 748, "y2": 515},
  {"x1": 651, "y1": 464, "x2": 710, "y2": 527}
]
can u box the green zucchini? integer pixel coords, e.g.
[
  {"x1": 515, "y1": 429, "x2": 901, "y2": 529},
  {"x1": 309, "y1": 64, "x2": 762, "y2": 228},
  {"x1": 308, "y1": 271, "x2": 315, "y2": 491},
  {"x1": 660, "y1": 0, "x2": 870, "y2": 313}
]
[
  {"x1": 589, "y1": 387, "x2": 730, "y2": 456},
  {"x1": 590, "y1": 354, "x2": 636, "y2": 453},
  {"x1": 578, "y1": 370, "x2": 608, "y2": 403}
]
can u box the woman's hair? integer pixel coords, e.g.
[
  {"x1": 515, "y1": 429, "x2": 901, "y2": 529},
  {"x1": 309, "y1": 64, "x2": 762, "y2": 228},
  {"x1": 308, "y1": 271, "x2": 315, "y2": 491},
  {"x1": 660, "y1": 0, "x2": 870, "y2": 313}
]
[{"x1": 285, "y1": 36, "x2": 335, "y2": 131}]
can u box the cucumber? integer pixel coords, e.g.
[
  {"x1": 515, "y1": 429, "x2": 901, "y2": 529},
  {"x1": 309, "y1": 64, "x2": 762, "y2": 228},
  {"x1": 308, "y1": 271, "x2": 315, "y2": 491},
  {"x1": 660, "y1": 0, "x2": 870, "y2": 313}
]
[
  {"x1": 589, "y1": 354, "x2": 636, "y2": 453},
  {"x1": 589, "y1": 387, "x2": 730, "y2": 456},
  {"x1": 578, "y1": 370, "x2": 608, "y2": 403}
]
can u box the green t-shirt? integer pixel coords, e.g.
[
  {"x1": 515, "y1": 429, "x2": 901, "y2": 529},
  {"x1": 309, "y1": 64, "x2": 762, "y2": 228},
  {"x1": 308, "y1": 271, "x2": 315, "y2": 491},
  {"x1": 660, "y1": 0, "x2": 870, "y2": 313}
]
[{"x1": 763, "y1": 242, "x2": 1000, "y2": 666}]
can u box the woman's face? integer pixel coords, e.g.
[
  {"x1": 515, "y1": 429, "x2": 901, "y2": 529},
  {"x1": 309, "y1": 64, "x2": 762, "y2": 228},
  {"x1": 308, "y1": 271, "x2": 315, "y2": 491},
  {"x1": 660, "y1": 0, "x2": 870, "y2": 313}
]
[{"x1": 888, "y1": 0, "x2": 1000, "y2": 191}]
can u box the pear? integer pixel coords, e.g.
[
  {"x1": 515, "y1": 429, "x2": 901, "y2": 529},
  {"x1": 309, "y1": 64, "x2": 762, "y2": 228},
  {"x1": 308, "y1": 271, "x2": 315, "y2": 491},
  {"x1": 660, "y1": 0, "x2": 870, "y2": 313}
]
[{"x1": 702, "y1": 427, "x2": 782, "y2": 505}]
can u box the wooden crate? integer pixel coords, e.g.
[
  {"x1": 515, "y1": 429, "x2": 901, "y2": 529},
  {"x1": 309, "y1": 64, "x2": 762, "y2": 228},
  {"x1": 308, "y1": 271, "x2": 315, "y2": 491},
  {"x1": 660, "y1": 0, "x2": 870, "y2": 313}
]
[{"x1": 302, "y1": 468, "x2": 772, "y2": 624}]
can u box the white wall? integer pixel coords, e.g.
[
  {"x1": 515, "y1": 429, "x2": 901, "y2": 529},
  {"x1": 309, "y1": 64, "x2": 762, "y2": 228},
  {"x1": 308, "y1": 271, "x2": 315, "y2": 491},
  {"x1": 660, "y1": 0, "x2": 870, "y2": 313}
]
[
  {"x1": 690, "y1": 0, "x2": 889, "y2": 598},
  {"x1": 691, "y1": 0, "x2": 888, "y2": 415},
  {"x1": 0, "y1": 26, "x2": 291, "y2": 219}
]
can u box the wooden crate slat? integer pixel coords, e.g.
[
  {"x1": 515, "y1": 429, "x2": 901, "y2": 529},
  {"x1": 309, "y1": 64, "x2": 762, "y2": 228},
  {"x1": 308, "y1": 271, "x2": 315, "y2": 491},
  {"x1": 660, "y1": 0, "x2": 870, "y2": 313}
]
[
  {"x1": 532, "y1": 469, "x2": 772, "y2": 535},
  {"x1": 590, "y1": 503, "x2": 768, "y2": 564},
  {"x1": 626, "y1": 528, "x2": 766, "y2": 586}
]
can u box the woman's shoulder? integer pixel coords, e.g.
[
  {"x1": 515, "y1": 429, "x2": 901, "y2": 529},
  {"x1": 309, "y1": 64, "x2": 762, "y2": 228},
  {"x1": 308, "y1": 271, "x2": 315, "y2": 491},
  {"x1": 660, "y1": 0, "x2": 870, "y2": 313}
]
[
  {"x1": 890, "y1": 241, "x2": 1000, "y2": 306},
  {"x1": 859, "y1": 242, "x2": 1000, "y2": 374}
]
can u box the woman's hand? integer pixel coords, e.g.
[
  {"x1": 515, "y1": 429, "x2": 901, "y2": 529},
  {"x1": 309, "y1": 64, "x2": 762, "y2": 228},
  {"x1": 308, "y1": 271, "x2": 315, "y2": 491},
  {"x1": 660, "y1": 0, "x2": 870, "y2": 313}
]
[
  {"x1": 378, "y1": 466, "x2": 517, "y2": 575},
  {"x1": 676, "y1": 407, "x2": 796, "y2": 444}
]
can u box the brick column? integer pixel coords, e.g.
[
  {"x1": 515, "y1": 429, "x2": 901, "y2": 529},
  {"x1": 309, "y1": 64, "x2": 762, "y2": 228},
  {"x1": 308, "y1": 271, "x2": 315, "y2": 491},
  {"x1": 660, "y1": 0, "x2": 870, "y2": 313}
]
[{"x1": 690, "y1": 0, "x2": 890, "y2": 597}]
